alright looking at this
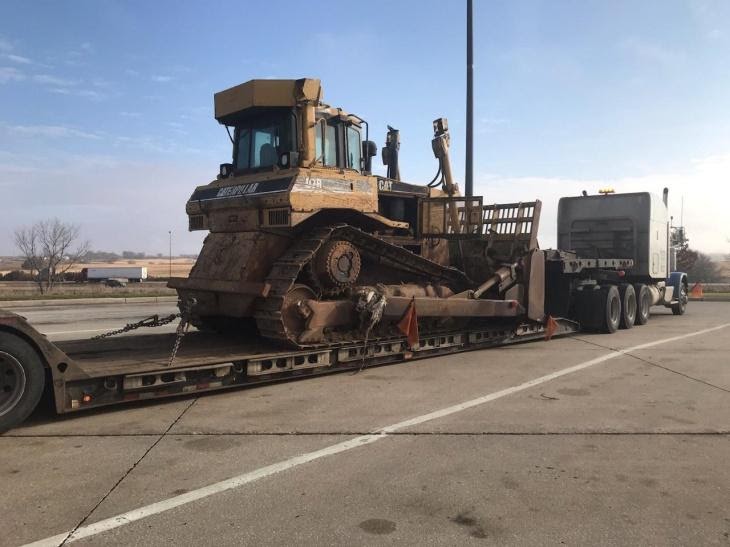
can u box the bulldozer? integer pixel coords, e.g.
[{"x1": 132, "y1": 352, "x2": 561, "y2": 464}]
[{"x1": 169, "y1": 78, "x2": 545, "y2": 347}]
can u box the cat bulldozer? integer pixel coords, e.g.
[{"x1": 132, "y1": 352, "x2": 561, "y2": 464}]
[{"x1": 169, "y1": 78, "x2": 546, "y2": 347}]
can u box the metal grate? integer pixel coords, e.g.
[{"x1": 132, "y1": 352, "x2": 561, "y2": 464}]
[
  {"x1": 189, "y1": 215, "x2": 205, "y2": 231},
  {"x1": 420, "y1": 198, "x2": 541, "y2": 250},
  {"x1": 265, "y1": 208, "x2": 290, "y2": 227}
]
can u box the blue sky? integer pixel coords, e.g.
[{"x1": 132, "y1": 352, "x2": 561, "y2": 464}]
[{"x1": 1, "y1": 0, "x2": 729, "y2": 255}]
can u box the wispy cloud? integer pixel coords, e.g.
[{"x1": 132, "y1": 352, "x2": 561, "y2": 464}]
[
  {"x1": 0, "y1": 36, "x2": 14, "y2": 53},
  {"x1": 618, "y1": 37, "x2": 685, "y2": 68},
  {"x1": 151, "y1": 75, "x2": 173, "y2": 82},
  {"x1": 49, "y1": 87, "x2": 105, "y2": 101},
  {"x1": 3, "y1": 123, "x2": 102, "y2": 140},
  {"x1": 0, "y1": 66, "x2": 25, "y2": 83},
  {"x1": 33, "y1": 73, "x2": 78, "y2": 86},
  {"x1": 478, "y1": 151, "x2": 730, "y2": 253},
  {"x1": 3, "y1": 53, "x2": 31, "y2": 64},
  {"x1": 120, "y1": 111, "x2": 141, "y2": 118},
  {"x1": 478, "y1": 117, "x2": 509, "y2": 134}
]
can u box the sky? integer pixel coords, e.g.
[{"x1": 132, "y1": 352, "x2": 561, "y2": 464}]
[{"x1": 1, "y1": 0, "x2": 729, "y2": 256}]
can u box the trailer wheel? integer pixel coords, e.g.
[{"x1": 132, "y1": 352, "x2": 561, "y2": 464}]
[
  {"x1": 671, "y1": 282, "x2": 688, "y2": 316},
  {"x1": 0, "y1": 332, "x2": 45, "y2": 433},
  {"x1": 634, "y1": 284, "x2": 651, "y2": 325},
  {"x1": 618, "y1": 284, "x2": 636, "y2": 329},
  {"x1": 597, "y1": 285, "x2": 621, "y2": 333}
]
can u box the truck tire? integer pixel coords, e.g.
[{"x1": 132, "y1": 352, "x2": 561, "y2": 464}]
[
  {"x1": 672, "y1": 282, "x2": 688, "y2": 316},
  {"x1": 618, "y1": 283, "x2": 636, "y2": 329},
  {"x1": 0, "y1": 332, "x2": 45, "y2": 433},
  {"x1": 597, "y1": 285, "x2": 621, "y2": 334},
  {"x1": 634, "y1": 283, "x2": 651, "y2": 325}
]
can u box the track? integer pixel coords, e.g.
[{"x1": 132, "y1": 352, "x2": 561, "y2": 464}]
[{"x1": 253, "y1": 224, "x2": 470, "y2": 346}]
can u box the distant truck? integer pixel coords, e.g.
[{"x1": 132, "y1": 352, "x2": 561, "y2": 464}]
[{"x1": 82, "y1": 267, "x2": 148, "y2": 283}]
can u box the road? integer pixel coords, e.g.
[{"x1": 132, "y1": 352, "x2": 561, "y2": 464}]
[{"x1": 1, "y1": 301, "x2": 729, "y2": 546}]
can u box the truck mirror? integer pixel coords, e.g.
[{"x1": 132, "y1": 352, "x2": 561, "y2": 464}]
[
  {"x1": 218, "y1": 163, "x2": 233, "y2": 179},
  {"x1": 362, "y1": 140, "x2": 377, "y2": 174}
]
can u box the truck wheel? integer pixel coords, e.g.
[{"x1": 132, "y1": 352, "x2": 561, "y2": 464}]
[
  {"x1": 618, "y1": 284, "x2": 636, "y2": 329},
  {"x1": 0, "y1": 332, "x2": 45, "y2": 433},
  {"x1": 598, "y1": 285, "x2": 621, "y2": 334},
  {"x1": 634, "y1": 283, "x2": 651, "y2": 325},
  {"x1": 634, "y1": 284, "x2": 651, "y2": 325},
  {"x1": 672, "y1": 282, "x2": 688, "y2": 316}
]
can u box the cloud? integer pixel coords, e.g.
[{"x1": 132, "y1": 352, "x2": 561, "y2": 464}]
[
  {"x1": 33, "y1": 73, "x2": 78, "y2": 86},
  {"x1": 4, "y1": 123, "x2": 102, "y2": 140},
  {"x1": 0, "y1": 66, "x2": 25, "y2": 83},
  {"x1": 478, "y1": 117, "x2": 509, "y2": 134},
  {"x1": 3, "y1": 53, "x2": 31, "y2": 64},
  {"x1": 0, "y1": 36, "x2": 13, "y2": 52},
  {"x1": 120, "y1": 111, "x2": 141, "y2": 117},
  {"x1": 0, "y1": 154, "x2": 209, "y2": 255},
  {"x1": 151, "y1": 75, "x2": 173, "y2": 82},
  {"x1": 618, "y1": 37, "x2": 685, "y2": 68},
  {"x1": 477, "y1": 152, "x2": 730, "y2": 254}
]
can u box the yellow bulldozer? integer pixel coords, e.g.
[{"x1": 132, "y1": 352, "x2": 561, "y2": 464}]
[{"x1": 170, "y1": 78, "x2": 545, "y2": 347}]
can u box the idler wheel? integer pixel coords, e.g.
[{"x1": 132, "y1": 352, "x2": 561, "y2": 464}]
[
  {"x1": 314, "y1": 240, "x2": 361, "y2": 289},
  {"x1": 281, "y1": 284, "x2": 317, "y2": 339}
]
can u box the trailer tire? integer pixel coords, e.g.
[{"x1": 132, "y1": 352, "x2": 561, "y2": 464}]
[
  {"x1": 618, "y1": 283, "x2": 636, "y2": 329},
  {"x1": 634, "y1": 284, "x2": 651, "y2": 325},
  {"x1": 0, "y1": 332, "x2": 45, "y2": 433},
  {"x1": 598, "y1": 285, "x2": 621, "y2": 334}
]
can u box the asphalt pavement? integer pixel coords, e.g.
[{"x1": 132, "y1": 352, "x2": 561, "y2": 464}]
[{"x1": 1, "y1": 300, "x2": 729, "y2": 546}]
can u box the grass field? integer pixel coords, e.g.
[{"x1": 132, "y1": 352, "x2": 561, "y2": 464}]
[{"x1": 0, "y1": 257, "x2": 195, "y2": 278}]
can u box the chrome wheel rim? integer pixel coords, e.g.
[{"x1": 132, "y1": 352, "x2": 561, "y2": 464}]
[{"x1": 0, "y1": 351, "x2": 26, "y2": 417}]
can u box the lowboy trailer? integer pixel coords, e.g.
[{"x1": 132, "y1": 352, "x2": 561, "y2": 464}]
[{"x1": 0, "y1": 205, "x2": 687, "y2": 433}]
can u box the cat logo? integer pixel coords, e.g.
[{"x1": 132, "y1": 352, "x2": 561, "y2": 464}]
[{"x1": 377, "y1": 178, "x2": 393, "y2": 192}]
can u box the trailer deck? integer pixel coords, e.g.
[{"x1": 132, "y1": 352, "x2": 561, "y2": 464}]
[{"x1": 48, "y1": 318, "x2": 578, "y2": 415}]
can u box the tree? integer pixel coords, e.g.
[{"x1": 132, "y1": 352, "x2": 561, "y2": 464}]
[
  {"x1": 686, "y1": 251, "x2": 721, "y2": 283},
  {"x1": 14, "y1": 219, "x2": 90, "y2": 294}
]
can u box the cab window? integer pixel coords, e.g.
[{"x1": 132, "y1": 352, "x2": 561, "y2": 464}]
[
  {"x1": 346, "y1": 125, "x2": 361, "y2": 171},
  {"x1": 315, "y1": 119, "x2": 338, "y2": 167}
]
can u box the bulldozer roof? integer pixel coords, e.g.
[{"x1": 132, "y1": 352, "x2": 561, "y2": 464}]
[{"x1": 214, "y1": 78, "x2": 322, "y2": 124}]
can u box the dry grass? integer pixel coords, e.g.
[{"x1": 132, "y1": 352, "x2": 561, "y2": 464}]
[
  {"x1": 0, "y1": 281, "x2": 176, "y2": 301},
  {"x1": 0, "y1": 257, "x2": 195, "y2": 277}
]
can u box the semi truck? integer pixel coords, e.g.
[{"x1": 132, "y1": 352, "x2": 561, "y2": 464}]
[
  {"x1": 82, "y1": 267, "x2": 148, "y2": 282},
  {"x1": 0, "y1": 78, "x2": 688, "y2": 433}
]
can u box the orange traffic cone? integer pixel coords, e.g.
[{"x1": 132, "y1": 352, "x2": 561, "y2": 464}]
[{"x1": 689, "y1": 283, "x2": 704, "y2": 300}]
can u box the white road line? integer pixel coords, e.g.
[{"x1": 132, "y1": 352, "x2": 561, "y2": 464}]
[{"x1": 24, "y1": 322, "x2": 730, "y2": 547}]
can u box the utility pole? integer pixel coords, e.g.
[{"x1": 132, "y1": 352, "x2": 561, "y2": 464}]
[
  {"x1": 168, "y1": 231, "x2": 172, "y2": 279},
  {"x1": 465, "y1": 0, "x2": 474, "y2": 197}
]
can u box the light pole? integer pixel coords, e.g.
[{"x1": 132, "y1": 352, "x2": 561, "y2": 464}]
[
  {"x1": 465, "y1": 0, "x2": 474, "y2": 197},
  {"x1": 168, "y1": 231, "x2": 172, "y2": 279}
]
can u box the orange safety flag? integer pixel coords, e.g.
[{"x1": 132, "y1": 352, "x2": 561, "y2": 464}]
[
  {"x1": 690, "y1": 283, "x2": 703, "y2": 299},
  {"x1": 544, "y1": 315, "x2": 559, "y2": 341},
  {"x1": 397, "y1": 297, "x2": 420, "y2": 348}
]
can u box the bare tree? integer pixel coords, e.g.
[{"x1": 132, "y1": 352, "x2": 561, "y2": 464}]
[{"x1": 14, "y1": 219, "x2": 90, "y2": 294}]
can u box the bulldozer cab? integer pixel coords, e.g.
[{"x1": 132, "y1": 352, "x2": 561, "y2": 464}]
[{"x1": 215, "y1": 78, "x2": 371, "y2": 176}]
